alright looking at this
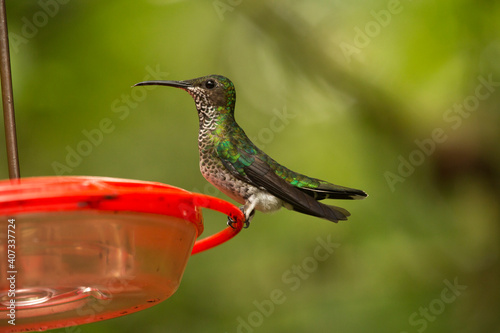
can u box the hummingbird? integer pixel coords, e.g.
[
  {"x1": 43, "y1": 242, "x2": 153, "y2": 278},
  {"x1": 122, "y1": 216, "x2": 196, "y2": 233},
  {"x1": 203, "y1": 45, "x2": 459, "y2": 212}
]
[{"x1": 134, "y1": 75, "x2": 367, "y2": 228}]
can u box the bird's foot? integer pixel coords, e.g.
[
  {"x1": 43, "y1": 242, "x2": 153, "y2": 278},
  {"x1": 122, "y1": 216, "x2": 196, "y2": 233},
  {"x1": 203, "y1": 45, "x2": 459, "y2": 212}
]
[
  {"x1": 227, "y1": 216, "x2": 236, "y2": 229},
  {"x1": 227, "y1": 206, "x2": 252, "y2": 229},
  {"x1": 226, "y1": 216, "x2": 250, "y2": 229}
]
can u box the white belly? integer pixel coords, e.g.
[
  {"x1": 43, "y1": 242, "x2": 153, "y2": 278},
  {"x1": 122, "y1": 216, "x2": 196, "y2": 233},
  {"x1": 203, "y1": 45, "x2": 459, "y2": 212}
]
[{"x1": 251, "y1": 191, "x2": 283, "y2": 213}]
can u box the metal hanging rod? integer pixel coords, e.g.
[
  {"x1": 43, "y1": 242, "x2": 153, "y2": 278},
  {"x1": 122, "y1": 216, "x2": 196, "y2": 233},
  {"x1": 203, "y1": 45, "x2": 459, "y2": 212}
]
[{"x1": 0, "y1": 0, "x2": 20, "y2": 179}]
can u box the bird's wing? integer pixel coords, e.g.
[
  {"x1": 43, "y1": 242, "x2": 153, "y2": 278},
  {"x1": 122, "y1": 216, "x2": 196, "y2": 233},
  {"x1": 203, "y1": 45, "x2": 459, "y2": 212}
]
[
  {"x1": 250, "y1": 149, "x2": 367, "y2": 201},
  {"x1": 215, "y1": 141, "x2": 349, "y2": 222},
  {"x1": 242, "y1": 157, "x2": 350, "y2": 222}
]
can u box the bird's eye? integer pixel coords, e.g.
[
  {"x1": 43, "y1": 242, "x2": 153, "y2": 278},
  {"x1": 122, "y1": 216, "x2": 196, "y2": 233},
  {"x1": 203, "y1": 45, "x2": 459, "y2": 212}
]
[{"x1": 205, "y1": 79, "x2": 216, "y2": 89}]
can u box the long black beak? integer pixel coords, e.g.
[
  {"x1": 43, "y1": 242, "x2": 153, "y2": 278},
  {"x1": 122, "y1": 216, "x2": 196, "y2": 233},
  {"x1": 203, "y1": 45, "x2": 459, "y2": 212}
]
[{"x1": 133, "y1": 80, "x2": 192, "y2": 88}]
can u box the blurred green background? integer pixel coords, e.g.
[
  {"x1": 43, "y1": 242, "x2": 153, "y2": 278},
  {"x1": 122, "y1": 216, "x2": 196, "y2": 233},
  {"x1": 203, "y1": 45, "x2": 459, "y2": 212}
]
[{"x1": 1, "y1": 0, "x2": 500, "y2": 332}]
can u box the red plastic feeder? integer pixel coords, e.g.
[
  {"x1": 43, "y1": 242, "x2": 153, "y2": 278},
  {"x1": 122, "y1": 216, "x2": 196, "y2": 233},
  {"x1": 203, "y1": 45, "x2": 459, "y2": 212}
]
[{"x1": 0, "y1": 176, "x2": 245, "y2": 332}]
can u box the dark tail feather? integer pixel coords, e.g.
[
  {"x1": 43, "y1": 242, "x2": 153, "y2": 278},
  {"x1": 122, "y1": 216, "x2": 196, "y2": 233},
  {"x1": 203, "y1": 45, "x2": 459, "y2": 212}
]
[
  {"x1": 292, "y1": 201, "x2": 350, "y2": 223},
  {"x1": 299, "y1": 182, "x2": 368, "y2": 201}
]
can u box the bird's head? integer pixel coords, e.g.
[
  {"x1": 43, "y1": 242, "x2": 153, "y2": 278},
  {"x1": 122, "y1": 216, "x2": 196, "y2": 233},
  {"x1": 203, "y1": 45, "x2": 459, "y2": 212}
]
[{"x1": 134, "y1": 75, "x2": 236, "y2": 119}]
